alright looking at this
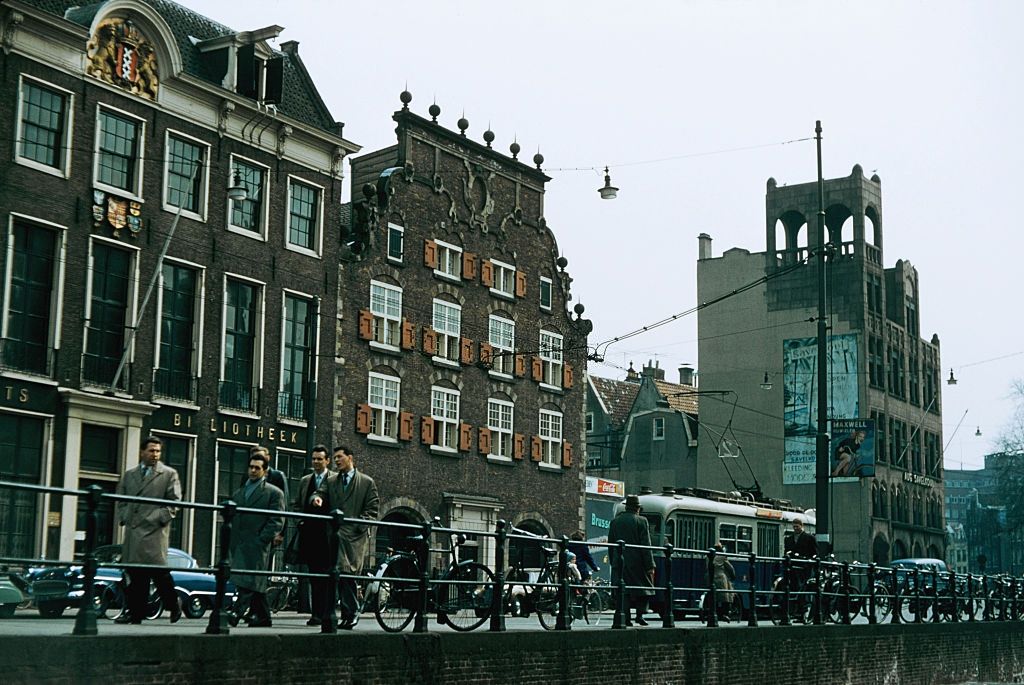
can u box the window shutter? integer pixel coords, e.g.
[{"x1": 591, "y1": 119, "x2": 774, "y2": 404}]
[
  {"x1": 422, "y1": 326, "x2": 437, "y2": 356},
  {"x1": 515, "y1": 354, "x2": 526, "y2": 378},
  {"x1": 401, "y1": 320, "x2": 416, "y2": 350},
  {"x1": 515, "y1": 270, "x2": 527, "y2": 298},
  {"x1": 531, "y1": 436, "x2": 542, "y2": 462},
  {"x1": 424, "y1": 239, "x2": 438, "y2": 269},
  {"x1": 420, "y1": 416, "x2": 435, "y2": 445},
  {"x1": 481, "y1": 259, "x2": 494, "y2": 287},
  {"x1": 531, "y1": 357, "x2": 543, "y2": 382},
  {"x1": 358, "y1": 309, "x2": 374, "y2": 340},
  {"x1": 562, "y1": 441, "x2": 573, "y2": 468},
  {"x1": 399, "y1": 412, "x2": 414, "y2": 441},
  {"x1": 563, "y1": 363, "x2": 574, "y2": 389},
  {"x1": 462, "y1": 252, "x2": 478, "y2": 280},
  {"x1": 459, "y1": 422, "x2": 473, "y2": 452},
  {"x1": 355, "y1": 404, "x2": 372, "y2": 434},
  {"x1": 514, "y1": 433, "x2": 525, "y2": 460},
  {"x1": 478, "y1": 427, "x2": 492, "y2": 455},
  {"x1": 460, "y1": 337, "x2": 474, "y2": 364},
  {"x1": 479, "y1": 342, "x2": 493, "y2": 367}
]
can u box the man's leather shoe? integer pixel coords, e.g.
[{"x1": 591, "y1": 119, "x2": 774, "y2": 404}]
[
  {"x1": 114, "y1": 614, "x2": 141, "y2": 625},
  {"x1": 248, "y1": 618, "x2": 272, "y2": 628},
  {"x1": 169, "y1": 599, "x2": 183, "y2": 624},
  {"x1": 306, "y1": 617, "x2": 321, "y2": 626},
  {"x1": 226, "y1": 612, "x2": 240, "y2": 628},
  {"x1": 635, "y1": 616, "x2": 649, "y2": 626}
]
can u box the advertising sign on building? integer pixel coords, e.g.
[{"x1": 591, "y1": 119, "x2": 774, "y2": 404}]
[
  {"x1": 585, "y1": 476, "x2": 625, "y2": 498},
  {"x1": 831, "y1": 418, "x2": 875, "y2": 481},
  {"x1": 782, "y1": 334, "x2": 859, "y2": 485}
]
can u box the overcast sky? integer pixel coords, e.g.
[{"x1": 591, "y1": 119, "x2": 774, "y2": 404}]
[{"x1": 189, "y1": 0, "x2": 1023, "y2": 470}]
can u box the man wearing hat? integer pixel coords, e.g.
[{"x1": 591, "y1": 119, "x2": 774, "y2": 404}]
[{"x1": 608, "y1": 494, "x2": 656, "y2": 626}]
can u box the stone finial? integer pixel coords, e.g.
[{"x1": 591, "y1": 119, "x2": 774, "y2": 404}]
[
  {"x1": 400, "y1": 89, "x2": 412, "y2": 110},
  {"x1": 483, "y1": 128, "x2": 495, "y2": 148},
  {"x1": 533, "y1": 151, "x2": 544, "y2": 170},
  {"x1": 510, "y1": 139, "x2": 521, "y2": 159},
  {"x1": 457, "y1": 115, "x2": 469, "y2": 136},
  {"x1": 428, "y1": 102, "x2": 440, "y2": 122}
]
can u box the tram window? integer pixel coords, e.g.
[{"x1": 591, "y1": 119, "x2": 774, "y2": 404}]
[
  {"x1": 664, "y1": 518, "x2": 675, "y2": 551},
  {"x1": 757, "y1": 522, "x2": 780, "y2": 558},
  {"x1": 642, "y1": 513, "x2": 662, "y2": 542},
  {"x1": 719, "y1": 523, "x2": 753, "y2": 554},
  {"x1": 676, "y1": 515, "x2": 715, "y2": 552}
]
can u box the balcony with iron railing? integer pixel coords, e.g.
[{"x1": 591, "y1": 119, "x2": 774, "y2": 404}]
[
  {"x1": 277, "y1": 390, "x2": 307, "y2": 421},
  {"x1": 152, "y1": 368, "x2": 197, "y2": 403},
  {"x1": 81, "y1": 352, "x2": 129, "y2": 391},
  {"x1": 218, "y1": 380, "x2": 259, "y2": 413},
  {"x1": 0, "y1": 338, "x2": 54, "y2": 377}
]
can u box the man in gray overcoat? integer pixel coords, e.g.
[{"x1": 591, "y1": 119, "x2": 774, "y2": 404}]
[
  {"x1": 311, "y1": 445, "x2": 379, "y2": 630},
  {"x1": 227, "y1": 451, "x2": 284, "y2": 627},
  {"x1": 115, "y1": 436, "x2": 182, "y2": 624},
  {"x1": 608, "y1": 494, "x2": 656, "y2": 626}
]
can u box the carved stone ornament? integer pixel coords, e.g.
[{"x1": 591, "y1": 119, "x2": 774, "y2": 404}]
[
  {"x1": 93, "y1": 191, "x2": 143, "y2": 239},
  {"x1": 461, "y1": 161, "x2": 495, "y2": 233},
  {"x1": 2, "y1": 10, "x2": 24, "y2": 55},
  {"x1": 86, "y1": 18, "x2": 159, "y2": 100}
]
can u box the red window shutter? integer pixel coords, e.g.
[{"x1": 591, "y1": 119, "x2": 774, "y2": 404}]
[
  {"x1": 462, "y1": 252, "x2": 478, "y2": 281},
  {"x1": 401, "y1": 320, "x2": 415, "y2": 350},
  {"x1": 424, "y1": 239, "x2": 438, "y2": 269},
  {"x1": 514, "y1": 434, "x2": 525, "y2": 460},
  {"x1": 460, "y1": 337, "x2": 474, "y2": 364},
  {"x1": 479, "y1": 342, "x2": 493, "y2": 366},
  {"x1": 481, "y1": 259, "x2": 494, "y2": 287},
  {"x1": 531, "y1": 436, "x2": 542, "y2": 462},
  {"x1": 355, "y1": 404, "x2": 372, "y2": 434},
  {"x1": 563, "y1": 363, "x2": 574, "y2": 389},
  {"x1": 358, "y1": 309, "x2": 374, "y2": 341},
  {"x1": 422, "y1": 327, "x2": 437, "y2": 356},
  {"x1": 515, "y1": 270, "x2": 527, "y2": 298},
  {"x1": 531, "y1": 357, "x2": 543, "y2": 382},
  {"x1": 562, "y1": 441, "x2": 573, "y2": 468},
  {"x1": 399, "y1": 412, "x2": 414, "y2": 441},
  {"x1": 515, "y1": 354, "x2": 526, "y2": 378},
  {"x1": 420, "y1": 416, "x2": 435, "y2": 445},
  {"x1": 459, "y1": 422, "x2": 473, "y2": 452},
  {"x1": 478, "y1": 427, "x2": 492, "y2": 455}
]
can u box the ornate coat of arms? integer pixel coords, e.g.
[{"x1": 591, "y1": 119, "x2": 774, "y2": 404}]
[
  {"x1": 86, "y1": 19, "x2": 159, "y2": 100},
  {"x1": 92, "y1": 192, "x2": 144, "y2": 238}
]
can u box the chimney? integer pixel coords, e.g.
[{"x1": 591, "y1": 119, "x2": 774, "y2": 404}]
[
  {"x1": 698, "y1": 233, "x2": 713, "y2": 260},
  {"x1": 679, "y1": 365, "x2": 695, "y2": 386},
  {"x1": 641, "y1": 359, "x2": 665, "y2": 380}
]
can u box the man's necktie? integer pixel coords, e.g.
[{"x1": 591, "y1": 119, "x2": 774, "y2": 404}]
[{"x1": 141, "y1": 466, "x2": 149, "y2": 479}]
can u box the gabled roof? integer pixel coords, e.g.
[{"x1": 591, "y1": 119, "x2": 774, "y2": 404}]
[
  {"x1": 589, "y1": 376, "x2": 640, "y2": 429},
  {"x1": 19, "y1": 0, "x2": 342, "y2": 135},
  {"x1": 653, "y1": 379, "x2": 699, "y2": 415}
]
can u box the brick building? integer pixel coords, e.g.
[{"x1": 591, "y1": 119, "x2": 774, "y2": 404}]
[
  {"x1": 339, "y1": 99, "x2": 592, "y2": 569},
  {"x1": 0, "y1": 0, "x2": 357, "y2": 563}
]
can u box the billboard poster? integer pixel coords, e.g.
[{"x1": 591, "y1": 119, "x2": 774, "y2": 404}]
[
  {"x1": 830, "y1": 418, "x2": 875, "y2": 481},
  {"x1": 782, "y1": 334, "x2": 859, "y2": 485}
]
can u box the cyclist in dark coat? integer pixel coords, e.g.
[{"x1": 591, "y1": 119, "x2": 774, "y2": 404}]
[
  {"x1": 608, "y1": 495, "x2": 655, "y2": 626},
  {"x1": 567, "y1": 531, "x2": 600, "y2": 581}
]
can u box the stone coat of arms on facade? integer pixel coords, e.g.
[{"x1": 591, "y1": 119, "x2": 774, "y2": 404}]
[{"x1": 86, "y1": 18, "x2": 159, "y2": 100}]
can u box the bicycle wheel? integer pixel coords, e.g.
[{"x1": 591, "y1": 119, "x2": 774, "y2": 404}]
[
  {"x1": 100, "y1": 583, "x2": 126, "y2": 620},
  {"x1": 438, "y1": 562, "x2": 494, "y2": 632},
  {"x1": 535, "y1": 568, "x2": 571, "y2": 631},
  {"x1": 897, "y1": 594, "x2": 926, "y2": 623},
  {"x1": 585, "y1": 589, "x2": 607, "y2": 626},
  {"x1": 861, "y1": 583, "x2": 891, "y2": 622},
  {"x1": 374, "y1": 558, "x2": 417, "y2": 633},
  {"x1": 266, "y1": 583, "x2": 291, "y2": 614},
  {"x1": 769, "y1": 578, "x2": 787, "y2": 625}
]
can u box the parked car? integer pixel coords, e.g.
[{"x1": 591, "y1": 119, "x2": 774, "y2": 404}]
[
  {"x1": 889, "y1": 558, "x2": 952, "y2": 593},
  {"x1": 26, "y1": 545, "x2": 234, "y2": 619},
  {"x1": 0, "y1": 574, "x2": 26, "y2": 618}
]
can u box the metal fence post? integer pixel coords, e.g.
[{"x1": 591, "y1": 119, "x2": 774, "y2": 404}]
[
  {"x1": 780, "y1": 554, "x2": 792, "y2": 627},
  {"x1": 890, "y1": 564, "x2": 901, "y2": 625},
  {"x1": 706, "y1": 548, "x2": 719, "y2": 628},
  {"x1": 412, "y1": 517, "x2": 433, "y2": 633},
  {"x1": 982, "y1": 574, "x2": 990, "y2": 621},
  {"x1": 841, "y1": 561, "x2": 852, "y2": 625},
  {"x1": 913, "y1": 568, "x2": 923, "y2": 624},
  {"x1": 555, "y1": 535, "x2": 571, "y2": 630},
  {"x1": 321, "y1": 509, "x2": 344, "y2": 634},
  {"x1": 867, "y1": 563, "x2": 877, "y2": 625},
  {"x1": 489, "y1": 519, "x2": 507, "y2": 632},
  {"x1": 612, "y1": 540, "x2": 627, "y2": 629},
  {"x1": 72, "y1": 484, "x2": 103, "y2": 636},
  {"x1": 967, "y1": 572, "x2": 975, "y2": 622},
  {"x1": 931, "y1": 568, "x2": 941, "y2": 623},
  {"x1": 1000, "y1": 576, "x2": 1008, "y2": 621},
  {"x1": 949, "y1": 570, "x2": 959, "y2": 623},
  {"x1": 206, "y1": 500, "x2": 236, "y2": 635},
  {"x1": 747, "y1": 552, "x2": 758, "y2": 627},
  {"x1": 662, "y1": 543, "x2": 675, "y2": 628},
  {"x1": 812, "y1": 557, "x2": 823, "y2": 625}
]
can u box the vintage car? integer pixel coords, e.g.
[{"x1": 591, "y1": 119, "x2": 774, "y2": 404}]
[
  {"x1": 0, "y1": 574, "x2": 25, "y2": 618},
  {"x1": 26, "y1": 545, "x2": 234, "y2": 619}
]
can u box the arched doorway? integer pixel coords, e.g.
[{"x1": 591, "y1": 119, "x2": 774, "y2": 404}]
[
  {"x1": 508, "y1": 519, "x2": 549, "y2": 571},
  {"x1": 892, "y1": 539, "x2": 908, "y2": 560},
  {"x1": 926, "y1": 544, "x2": 942, "y2": 560},
  {"x1": 374, "y1": 507, "x2": 423, "y2": 564},
  {"x1": 872, "y1": 534, "x2": 890, "y2": 566},
  {"x1": 912, "y1": 542, "x2": 924, "y2": 558}
]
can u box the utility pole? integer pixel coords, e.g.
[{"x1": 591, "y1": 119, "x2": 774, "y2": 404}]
[
  {"x1": 815, "y1": 120, "x2": 831, "y2": 557},
  {"x1": 304, "y1": 296, "x2": 321, "y2": 457}
]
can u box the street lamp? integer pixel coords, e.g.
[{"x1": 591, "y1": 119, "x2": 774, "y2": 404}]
[{"x1": 814, "y1": 120, "x2": 831, "y2": 558}]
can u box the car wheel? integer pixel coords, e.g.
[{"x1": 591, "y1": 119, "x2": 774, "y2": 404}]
[
  {"x1": 38, "y1": 600, "x2": 65, "y2": 618},
  {"x1": 0, "y1": 604, "x2": 16, "y2": 618},
  {"x1": 182, "y1": 594, "x2": 206, "y2": 619}
]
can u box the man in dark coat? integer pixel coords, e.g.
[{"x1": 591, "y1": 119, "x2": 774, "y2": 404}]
[
  {"x1": 114, "y1": 436, "x2": 182, "y2": 624},
  {"x1": 608, "y1": 494, "x2": 655, "y2": 626},
  {"x1": 292, "y1": 444, "x2": 332, "y2": 626},
  {"x1": 228, "y1": 451, "x2": 284, "y2": 628},
  {"x1": 785, "y1": 519, "x2": 818, "y2": 587},
  {"x1": 311, "y1": 445, "x2": 379, "y2": 630}
]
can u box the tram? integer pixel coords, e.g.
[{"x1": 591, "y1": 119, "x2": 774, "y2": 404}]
[{"x1": 616, "y1": 487, "x2": 816, "y2": 620}]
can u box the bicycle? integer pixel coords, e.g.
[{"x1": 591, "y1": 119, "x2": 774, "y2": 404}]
[
  {"x1": 504, "y1": 526, "x2": 571, "y2": 630},
  {"x1": 374, "y1": 530, "x2": 493, "y2": 632},
  {"x1": 266, "y1": 573, "x2": 298, "y2": 614}
]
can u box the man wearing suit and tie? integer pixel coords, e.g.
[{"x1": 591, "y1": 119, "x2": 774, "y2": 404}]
[
  {"x1": 311, "y1": 445, "x2": 379, "y2": 630},
  {"x1": 114, "y1": 436, "x2": 183, "y2": 624},
  {"x1": 292, "y1": 444, "x2": 332, "y2": 626},
  {"x1": 228, "y1": 450, "x2": 285, "y2": 627}
]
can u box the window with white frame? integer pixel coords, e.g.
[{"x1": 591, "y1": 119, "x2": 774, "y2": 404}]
[
  {"x1": 488, "y1": 315, "x2": 515, "y2": 375},
  {"x1": 387, "y1": 224, "x2": 404, "y2": 263},
  {"x1": 539, "y1": 277, "x2": 553, "y2": 311},
  {"x1": 155, "y1": 261, "x2": 200, "y2": 402},
  {"x1": 539, "y1": 330, "x2": 564, "y2": 387},
  {"x1": 653, "y1": 416, "x2": 666, "y2": 440},
  {"x1": 287, "y1": 178, "x2": 321, "y2": 253},
  {"x1": 431, "y1": 386, "x2": 460, "y2": 449},
  {"x1": 220, "y1": 277, "x2": 263, "y2": 412},
  {"x1": 435, "y1": 240, "x2": 462, "y2": 280},
  {"x1": 585, "y1": 412, "x2": 594, "y2": 433},
  {"x1": 279, "y1": 293, "x2": 313, "y2": 420},
  {"x1": 164, "y1": 132, "x2": 207, "y2": 217},
  {"x1": 491, "y1": 260, "x2": 515, "y2": 297},
  {"x1": 432, "y1": 299, "x2": 461, "y2": 362},
  {"x1": 539, "y1": 409, "x2": 563, "y2": 465},
  {"x1": 17, "y1": 76, "x2": 71, "y2": 174},
  {"x1": 95, "y1": 106, "x2": 143, "y2": 196},
  {"x1": 229, "y1": 157, "x2": 267, "y2": 236},
  {"x1": 488, "y1": 398, "x2": 514, "y2": 459},
  {"x1": 369, "y1": 281, "x2": 402, "y2": 347},
  {"x1": 83, "y1": 240, "x2": 135, "y2": 389},
  {"x1": 3, "y1": 219, "x2": 61, "y2": 376},
  {"x1": 368, "y1": 372, "x2": 400, "y2": 439}
]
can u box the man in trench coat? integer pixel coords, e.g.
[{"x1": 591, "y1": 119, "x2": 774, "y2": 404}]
[
  {"x1": 311, "y1": 445, "x2": 379, "y2": 630},
  {"x1": 292, "y1": 444, "x2": 332, "y2": 625},
  {"x1": 228, "y1": 451, "x2": 284, "y2": 627},
  {"x1": 115, "y1": 436, "x2": 182, "y2": 624},
  {"x1": 608, "y1": 494, "x2": 656, "y2": 626}
]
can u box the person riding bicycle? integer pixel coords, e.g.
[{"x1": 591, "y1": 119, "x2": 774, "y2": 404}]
[
  {"x1": 567, "y1": 531, "x2": 600, "y2": 582},
  {"x1": 783, "y1": 520, "x2": 817, "y2": 621}
]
